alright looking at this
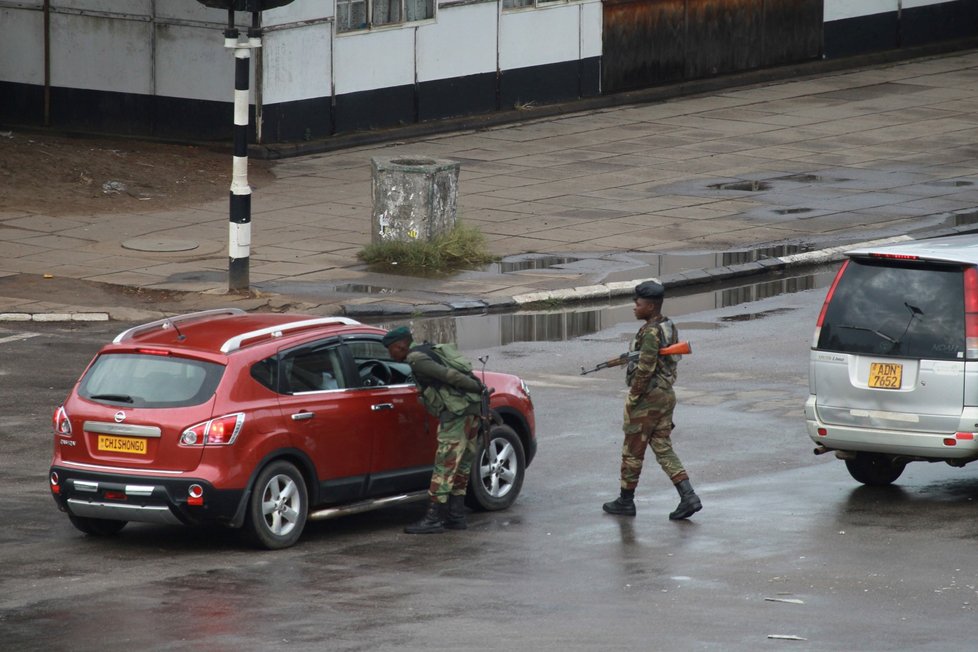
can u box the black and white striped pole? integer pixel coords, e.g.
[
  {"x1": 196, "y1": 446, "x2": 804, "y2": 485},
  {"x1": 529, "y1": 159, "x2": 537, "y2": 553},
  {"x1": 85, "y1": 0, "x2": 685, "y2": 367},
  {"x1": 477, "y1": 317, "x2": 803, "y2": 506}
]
[{"x1": 223, "y1": 9, "x2": 259, "y2": 292}]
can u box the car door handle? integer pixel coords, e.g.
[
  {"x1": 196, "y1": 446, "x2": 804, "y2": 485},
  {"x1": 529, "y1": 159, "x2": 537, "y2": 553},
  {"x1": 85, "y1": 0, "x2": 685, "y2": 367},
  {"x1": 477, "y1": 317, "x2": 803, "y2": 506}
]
[
  {"x1": 371, "y1": 403, "x2": 394, "y2": 411},
  {"x1": 291, "y1": 411, "x2": 315, "y2": 421}
]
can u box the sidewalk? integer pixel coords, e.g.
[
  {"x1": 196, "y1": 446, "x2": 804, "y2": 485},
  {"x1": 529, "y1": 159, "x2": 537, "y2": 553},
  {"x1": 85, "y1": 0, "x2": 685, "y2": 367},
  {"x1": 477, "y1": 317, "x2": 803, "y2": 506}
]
[{"x1": 3, "y1": 49, "x2": 978, "y2": 321}]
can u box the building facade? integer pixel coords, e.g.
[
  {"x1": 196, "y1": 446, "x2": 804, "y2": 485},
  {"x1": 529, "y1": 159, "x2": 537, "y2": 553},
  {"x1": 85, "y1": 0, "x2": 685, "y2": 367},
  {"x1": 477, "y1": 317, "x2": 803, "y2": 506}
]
[{"x1": 0, "y1": 0, "x2": 974, "y2": 145}]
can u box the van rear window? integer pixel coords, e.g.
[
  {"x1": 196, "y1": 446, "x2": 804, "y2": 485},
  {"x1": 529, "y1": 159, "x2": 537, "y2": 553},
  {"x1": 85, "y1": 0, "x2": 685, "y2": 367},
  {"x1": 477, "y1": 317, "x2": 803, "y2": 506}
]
[
  {"x1": 817, "y1": 259, "x2": 965, "y2": 360},
  {"x1": 79, "y1": 353, "x2": 224, "y2": 408}
]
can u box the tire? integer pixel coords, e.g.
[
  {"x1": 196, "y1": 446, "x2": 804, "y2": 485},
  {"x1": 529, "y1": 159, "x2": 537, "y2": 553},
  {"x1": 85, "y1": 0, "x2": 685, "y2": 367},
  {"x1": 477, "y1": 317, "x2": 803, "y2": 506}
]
[
  {"x1": 67, "y1": 513, "x2": 127, "y2": 536},
  {"x1": 245, "y1": 461, "x2": 309, "y2": 550},
  {"x1": 466, "y1": 424, "x2": 525, "y2": 511},
  {"x1": 845, "y1": 453, "x2": 906, "y2": 486}
]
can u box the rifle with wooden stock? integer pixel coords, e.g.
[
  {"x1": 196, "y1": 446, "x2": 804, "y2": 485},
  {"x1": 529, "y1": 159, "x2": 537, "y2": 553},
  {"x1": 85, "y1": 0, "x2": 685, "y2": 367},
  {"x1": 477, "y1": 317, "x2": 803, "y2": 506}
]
[{"x1": 580, "y1": 341, "x2": 692, "y2": 376}]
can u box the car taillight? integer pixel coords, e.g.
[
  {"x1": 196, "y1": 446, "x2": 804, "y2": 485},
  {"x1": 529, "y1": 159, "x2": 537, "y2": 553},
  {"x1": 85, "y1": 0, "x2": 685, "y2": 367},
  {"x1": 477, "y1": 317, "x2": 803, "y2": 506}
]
[
  {"x1": 812, "y1": 259, "x2": 850, "y2": 349},
  {"x1": 180, "y1": 413, "x2": 245, "y2": 446},
  {"x1": 53, "y1": 406, "x2": 72, "y2": 436},
  {"x1": 965, "y1": 267, "x2": 978, "y2": 359}
]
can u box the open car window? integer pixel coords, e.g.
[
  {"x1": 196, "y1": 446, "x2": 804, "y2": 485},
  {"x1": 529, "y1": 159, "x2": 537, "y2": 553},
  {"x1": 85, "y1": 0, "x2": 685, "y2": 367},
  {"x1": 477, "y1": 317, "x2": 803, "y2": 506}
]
[{"x1": 346, "y1": 338, "x2": 414, "y2": 387}]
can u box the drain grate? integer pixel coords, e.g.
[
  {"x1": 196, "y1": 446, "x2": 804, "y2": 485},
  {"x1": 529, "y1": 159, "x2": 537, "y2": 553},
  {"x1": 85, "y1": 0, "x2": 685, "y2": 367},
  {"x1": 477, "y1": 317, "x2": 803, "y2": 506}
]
[{"x1": 708, "y1": 180, "x2": 771, "y2": 192}]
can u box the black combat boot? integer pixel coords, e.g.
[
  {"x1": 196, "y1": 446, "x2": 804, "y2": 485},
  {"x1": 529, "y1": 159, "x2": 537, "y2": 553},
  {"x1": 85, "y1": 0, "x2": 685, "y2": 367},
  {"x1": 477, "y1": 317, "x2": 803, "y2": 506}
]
[
  {"x1": 669, "y1": 479, "x2": 702, "y2": 520},
  {"x1": 443, "y1": 494, "x2": 468, "y2": 530},
  {"x1": 404, "y1": 500, "x2": 445, "y2": 534},
  {"x1": 602, "y1": 488, "x2": 636, "y2": 516}
]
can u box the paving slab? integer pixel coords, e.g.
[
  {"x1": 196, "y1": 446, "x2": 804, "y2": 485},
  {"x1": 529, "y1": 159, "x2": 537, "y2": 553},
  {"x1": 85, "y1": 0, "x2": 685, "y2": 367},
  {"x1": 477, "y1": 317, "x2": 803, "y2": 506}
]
[{"x1": 4, "y1": 50, "x2": 978, "y2": 320}]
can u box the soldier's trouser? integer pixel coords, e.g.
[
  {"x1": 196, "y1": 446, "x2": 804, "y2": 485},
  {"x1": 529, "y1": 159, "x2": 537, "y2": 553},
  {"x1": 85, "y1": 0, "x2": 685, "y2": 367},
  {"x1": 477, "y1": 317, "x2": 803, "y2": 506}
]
[
  {"x1": 619, "y1": 387, "x2": 688, "y2": 490},
  {"x1": 429, "y1": 413, "x2": 478, "y2": 503}
]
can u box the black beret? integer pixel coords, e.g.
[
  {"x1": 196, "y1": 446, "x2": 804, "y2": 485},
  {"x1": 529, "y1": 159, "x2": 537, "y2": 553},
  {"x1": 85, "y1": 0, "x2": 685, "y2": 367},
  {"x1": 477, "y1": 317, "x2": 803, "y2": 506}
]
[
  {"x1": 634, "y1": 281, "x2": 665, "y2": 300},
  {"x1": 381, "y1": 325, "x2": 413, "y2": 347}
]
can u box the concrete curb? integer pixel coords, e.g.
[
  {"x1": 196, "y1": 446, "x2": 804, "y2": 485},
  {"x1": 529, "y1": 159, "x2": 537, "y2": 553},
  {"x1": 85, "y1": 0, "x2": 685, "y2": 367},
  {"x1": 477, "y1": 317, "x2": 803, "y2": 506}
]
[{"x1": 4, "y1": 225, "x2": 976, "y2": 323}]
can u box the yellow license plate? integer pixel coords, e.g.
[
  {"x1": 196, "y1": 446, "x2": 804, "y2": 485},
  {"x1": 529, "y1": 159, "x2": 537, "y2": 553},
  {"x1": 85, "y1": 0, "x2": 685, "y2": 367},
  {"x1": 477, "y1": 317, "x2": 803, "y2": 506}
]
[
  {"x1": 868, "y1": 362, "x2": 903, "y2": 389},
  {"x1": 97, "y1": 434, "x2": 147, "y2": 455}
]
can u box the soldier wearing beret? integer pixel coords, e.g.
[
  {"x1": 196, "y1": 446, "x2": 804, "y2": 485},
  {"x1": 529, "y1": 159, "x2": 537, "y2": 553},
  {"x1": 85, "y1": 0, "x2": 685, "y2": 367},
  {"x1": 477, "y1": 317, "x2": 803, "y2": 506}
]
[
  {"x1": 383, "y1": 326, "x2": 484, "y2": 534},
  {"x1": 603, "y1": 281, "x2": 702, "y2": 520}
]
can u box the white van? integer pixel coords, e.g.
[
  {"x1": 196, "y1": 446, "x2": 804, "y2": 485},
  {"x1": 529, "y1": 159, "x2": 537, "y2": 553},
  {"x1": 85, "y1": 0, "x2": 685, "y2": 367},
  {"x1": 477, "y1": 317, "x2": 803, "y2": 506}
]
[{"x1": 806, "y1": 234, "x2": 978, "y2": 485}]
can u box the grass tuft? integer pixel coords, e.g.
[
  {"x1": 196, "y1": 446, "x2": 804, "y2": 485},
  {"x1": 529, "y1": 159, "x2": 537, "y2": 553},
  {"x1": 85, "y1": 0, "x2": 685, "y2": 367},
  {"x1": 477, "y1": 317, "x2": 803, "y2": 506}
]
[{"x1": 358, "y1": 223, "x2": 496, "y2": 273}]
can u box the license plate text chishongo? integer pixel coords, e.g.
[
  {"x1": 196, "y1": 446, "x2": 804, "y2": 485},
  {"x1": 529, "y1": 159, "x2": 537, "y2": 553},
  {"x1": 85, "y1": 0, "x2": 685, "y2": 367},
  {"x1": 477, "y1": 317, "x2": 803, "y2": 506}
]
[
  {"x1": 869, "y1": 362, "x2": 902, "y2": 389},
  {"x1": 97, "y1": 434, "x2": 147, "y2": 455}
]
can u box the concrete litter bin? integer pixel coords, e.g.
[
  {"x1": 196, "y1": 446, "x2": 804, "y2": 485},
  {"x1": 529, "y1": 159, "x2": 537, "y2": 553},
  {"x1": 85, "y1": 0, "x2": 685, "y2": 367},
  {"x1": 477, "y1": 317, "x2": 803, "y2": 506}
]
[{"x1": 371, "y1": 156, "x2": 460, "y2": 244}]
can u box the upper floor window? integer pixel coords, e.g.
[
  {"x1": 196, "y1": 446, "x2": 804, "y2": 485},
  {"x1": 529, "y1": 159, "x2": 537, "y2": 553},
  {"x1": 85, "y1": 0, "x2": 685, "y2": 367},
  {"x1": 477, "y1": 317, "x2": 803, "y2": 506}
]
[{"x1": 337, "y1": 0, "x2": 434, "y2": 32}]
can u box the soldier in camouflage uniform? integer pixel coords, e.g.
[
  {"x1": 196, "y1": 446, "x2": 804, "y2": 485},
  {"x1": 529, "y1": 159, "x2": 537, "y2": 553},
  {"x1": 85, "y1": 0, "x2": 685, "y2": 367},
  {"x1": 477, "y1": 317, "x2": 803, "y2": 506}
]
[
  {"x1": 603, "y1": 281, "x2": 702, "y2": 520},
  {"x1": 383, "y1": 326, "x2": 485, "y2": 534}
]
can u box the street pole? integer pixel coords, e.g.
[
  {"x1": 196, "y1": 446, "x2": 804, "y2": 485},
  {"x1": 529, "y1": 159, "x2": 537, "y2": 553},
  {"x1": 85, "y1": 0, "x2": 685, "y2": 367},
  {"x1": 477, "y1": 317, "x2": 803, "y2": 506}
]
[{"x1": 224, "y1": 9, "x2": 260, "y2": 292}]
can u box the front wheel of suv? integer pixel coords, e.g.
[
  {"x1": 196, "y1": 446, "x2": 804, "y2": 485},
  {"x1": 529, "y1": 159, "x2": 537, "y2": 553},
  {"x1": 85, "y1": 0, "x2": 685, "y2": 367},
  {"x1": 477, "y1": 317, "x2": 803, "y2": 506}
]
[
  {"x1": 246, "y1": 461, "x2": 309, "y2": 550},
  {"x1": 845, "y1": 453, "x2": 906, "y2": 486},
  {"x1": 466, "y1": 424, "x2": 525, "y2": 511}
]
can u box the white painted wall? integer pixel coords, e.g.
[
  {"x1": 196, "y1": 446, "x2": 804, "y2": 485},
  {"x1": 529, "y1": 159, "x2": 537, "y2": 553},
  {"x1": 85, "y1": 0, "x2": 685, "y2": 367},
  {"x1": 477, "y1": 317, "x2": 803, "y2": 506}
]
[
  {"x1": 417, "y1": 3, "x2": 497, "y2": 83},
  {"x1": 500, "y1": 3, "x2": 587, "y2": 71},
  {"x1": 333, "y1": 27, "x2": 415, "y2": 95},
  {"x1": 261, "y1": 21, "x2": 332, "y2": 104},
  {"x1": 50, "y1": 11, "x2": 154, "y2": 93},
  {"x1": 823, "y1": 0, "x2": 897, "y2": 22},
  {"x1": 156, "y1": 23, "x2": 234, "y2": 102},
  {"x1": 0, "y1": 7, "x2": 44, "y2": 84}
]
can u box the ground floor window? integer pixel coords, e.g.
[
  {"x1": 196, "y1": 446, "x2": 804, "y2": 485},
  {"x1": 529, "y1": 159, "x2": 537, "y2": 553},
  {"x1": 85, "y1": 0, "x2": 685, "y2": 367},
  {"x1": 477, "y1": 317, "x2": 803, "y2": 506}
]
[{"x1": 337, "y1": 0, "x2": 434, "y2": 31}]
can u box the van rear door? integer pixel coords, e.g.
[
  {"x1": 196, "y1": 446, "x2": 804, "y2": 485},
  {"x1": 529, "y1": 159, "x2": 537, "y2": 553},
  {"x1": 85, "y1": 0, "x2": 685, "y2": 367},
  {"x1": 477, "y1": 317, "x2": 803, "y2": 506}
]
[{"x1": 812, "y1": 257, "x2": 967, "y2": 432}]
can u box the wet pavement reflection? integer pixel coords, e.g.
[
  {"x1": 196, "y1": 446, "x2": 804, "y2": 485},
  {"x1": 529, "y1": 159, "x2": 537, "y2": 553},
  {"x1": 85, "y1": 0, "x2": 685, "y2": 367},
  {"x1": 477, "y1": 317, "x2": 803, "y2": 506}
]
[{"x1": 393, "y1": 265, "x2": 839, "y2": 350}]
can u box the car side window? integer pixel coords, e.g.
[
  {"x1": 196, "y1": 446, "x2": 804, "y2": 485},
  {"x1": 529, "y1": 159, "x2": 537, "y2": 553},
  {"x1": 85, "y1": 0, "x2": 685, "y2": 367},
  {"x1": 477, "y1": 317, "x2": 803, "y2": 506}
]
[
  {"x1": 347, "y1": 338, "x2": 414, "y2": 387},
  {"x1": 281, "y1": 344, "x2": 347, "y2": 394}
]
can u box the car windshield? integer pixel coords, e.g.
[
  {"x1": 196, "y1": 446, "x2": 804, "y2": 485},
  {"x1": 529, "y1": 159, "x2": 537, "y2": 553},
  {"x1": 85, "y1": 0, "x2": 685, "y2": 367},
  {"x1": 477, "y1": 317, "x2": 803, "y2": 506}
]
[
  {"x1": 78, "y1": 353, "x2": 224, "y2": 408},
  {"x1": 817, "y1": 258, "x2": 966, "y2": 360}
]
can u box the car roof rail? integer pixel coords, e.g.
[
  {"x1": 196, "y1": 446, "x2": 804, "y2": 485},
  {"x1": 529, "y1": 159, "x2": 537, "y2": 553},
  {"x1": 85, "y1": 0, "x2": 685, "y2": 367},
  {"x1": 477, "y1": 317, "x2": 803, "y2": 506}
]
[
  {"x1": 113, "y1": 308, "x2": 247, "y2": 344},
  {"x1": 220, "y1": 317, "x2": 361, "y2": 353}
]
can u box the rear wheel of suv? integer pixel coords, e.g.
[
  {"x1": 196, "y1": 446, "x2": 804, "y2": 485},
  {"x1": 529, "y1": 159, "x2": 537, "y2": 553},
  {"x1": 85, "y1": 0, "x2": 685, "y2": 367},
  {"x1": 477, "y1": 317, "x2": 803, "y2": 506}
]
[
  {"x1": 246, "y1": 461, "x2": 309, "y2": 550},
  {"x1": 466, "y1": 425, "x2": 525, "y2": 511},
  {"x1": 845, "y1": 453, "x2": 906, "y2": 486},
  {"x1": 67, "y1": 513, "x2": 127, "y2": 536}
]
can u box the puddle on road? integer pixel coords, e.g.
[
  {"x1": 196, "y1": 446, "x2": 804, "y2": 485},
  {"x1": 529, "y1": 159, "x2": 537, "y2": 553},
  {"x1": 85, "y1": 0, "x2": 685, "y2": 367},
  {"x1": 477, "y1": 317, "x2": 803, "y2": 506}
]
[{"x1": 378, "y1": 266, "x2": 839, "y2": 350}]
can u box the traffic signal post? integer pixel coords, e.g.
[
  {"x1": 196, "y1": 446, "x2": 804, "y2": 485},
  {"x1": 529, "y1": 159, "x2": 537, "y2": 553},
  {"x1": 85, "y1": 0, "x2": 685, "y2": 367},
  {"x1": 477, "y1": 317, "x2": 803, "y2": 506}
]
[
  {"x1": 224, "y1": 10, "x2": 259, "y2": 292},
  {"x1": 197, "y1": 1, "x2": 296, "y2": 292}
]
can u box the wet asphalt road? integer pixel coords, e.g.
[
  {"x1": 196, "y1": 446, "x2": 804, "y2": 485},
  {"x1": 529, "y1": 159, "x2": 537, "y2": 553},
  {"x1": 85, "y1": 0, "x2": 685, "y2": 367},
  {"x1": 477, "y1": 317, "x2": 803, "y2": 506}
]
[{"x1": 2, "y1": 281, "x2": 977, "y2": 651}]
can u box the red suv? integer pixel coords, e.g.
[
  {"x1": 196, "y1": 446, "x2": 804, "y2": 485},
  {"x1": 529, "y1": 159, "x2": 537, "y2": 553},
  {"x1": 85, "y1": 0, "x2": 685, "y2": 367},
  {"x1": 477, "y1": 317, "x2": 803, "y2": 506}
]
[{"x1": 49, "y1": 309, "x2": 536, "y2": 549}]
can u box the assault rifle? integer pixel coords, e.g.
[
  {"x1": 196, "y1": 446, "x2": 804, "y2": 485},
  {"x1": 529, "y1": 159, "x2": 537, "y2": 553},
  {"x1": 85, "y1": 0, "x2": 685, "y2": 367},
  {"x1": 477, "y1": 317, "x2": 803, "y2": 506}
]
[
  {"x1": 580, "y1": 341, "x2": 692, "y2": 375},
  {"x1": 477, "y1": 355, "x2": 493, "y2": 453}
]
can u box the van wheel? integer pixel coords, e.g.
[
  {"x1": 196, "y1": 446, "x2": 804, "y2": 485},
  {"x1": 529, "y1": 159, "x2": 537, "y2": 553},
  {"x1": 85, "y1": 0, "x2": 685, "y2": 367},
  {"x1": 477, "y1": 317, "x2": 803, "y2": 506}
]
[
  {"x1": 845, "y1": 453, "x2": 906, "y2": 486},
  {"x1": 466, "y1": 425, "x2": 525, "y2": 511},
  {"x1": 68, "y1": 513, "x2": 127, "y2": 536},
  {"x1": 245, "y1": 461, "x2": 308, "y2": 550}
]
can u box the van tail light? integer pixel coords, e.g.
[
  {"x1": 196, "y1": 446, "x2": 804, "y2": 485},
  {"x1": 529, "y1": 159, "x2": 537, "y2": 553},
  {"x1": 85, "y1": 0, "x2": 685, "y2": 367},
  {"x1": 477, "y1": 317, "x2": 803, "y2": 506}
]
[
  {"x1": 53, "y1": 406, "x2": 72, "y2": 436},
  {"x1": 180, "y1": 413, "x2": 245, "y2": 447},
  {"x1": 812, "y1": 260, "x2": 850, "y2": 348},
  {"x1": 964, "y1": 267, "x2": 978, "y2": 359}
]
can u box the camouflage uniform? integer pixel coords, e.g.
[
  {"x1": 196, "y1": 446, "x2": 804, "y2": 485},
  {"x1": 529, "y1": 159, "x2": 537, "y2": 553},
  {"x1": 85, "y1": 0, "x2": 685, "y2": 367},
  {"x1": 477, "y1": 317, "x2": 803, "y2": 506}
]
[
  {"x1": 620, "y1": 316, "x2": 688, "y2": 489},
  {"x1": 407, "y1": 347, "x2": 483, "y2": 504}
]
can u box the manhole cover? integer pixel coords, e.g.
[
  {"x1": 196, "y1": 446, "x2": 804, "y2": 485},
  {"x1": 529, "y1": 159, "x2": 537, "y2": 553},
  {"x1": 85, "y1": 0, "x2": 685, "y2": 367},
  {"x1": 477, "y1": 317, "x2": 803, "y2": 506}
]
[{"x1": 122, "y1": 238, "x2": 199, "y2": 252}]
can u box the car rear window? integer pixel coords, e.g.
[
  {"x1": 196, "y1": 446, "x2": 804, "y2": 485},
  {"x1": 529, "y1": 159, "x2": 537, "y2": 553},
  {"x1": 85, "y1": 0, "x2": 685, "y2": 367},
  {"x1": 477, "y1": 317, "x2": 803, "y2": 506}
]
[
  {"x1": 817, "y1": 258, "x2": 965, "y2": 360},
  {"x1": 78, "y1": 353, "x2": 224, "y2": 408}
]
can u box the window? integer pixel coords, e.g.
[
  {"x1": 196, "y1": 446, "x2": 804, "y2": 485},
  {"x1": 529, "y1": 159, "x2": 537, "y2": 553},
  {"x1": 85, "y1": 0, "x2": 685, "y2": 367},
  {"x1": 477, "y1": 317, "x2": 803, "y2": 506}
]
[
  {"x1": 80, "y1": 353, "x2": 224, "y2": 408},
  {"x1": 503, "y1": 0, "x2": 565, "y2": 8},
  {"x1": 337, "y1": 0, "x2": 433, "y2": 32},
  {"x1": 280, "y1": 345, "x2": 347, "y2": 394},
  {"x1": 817, "y1": 259, "x2": 965, "y2": 360}
]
